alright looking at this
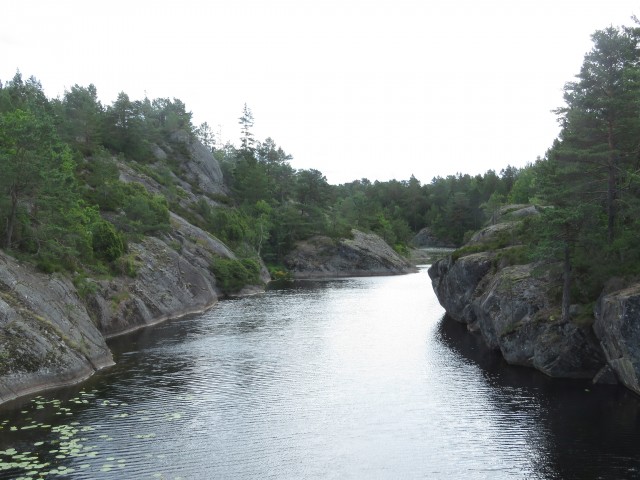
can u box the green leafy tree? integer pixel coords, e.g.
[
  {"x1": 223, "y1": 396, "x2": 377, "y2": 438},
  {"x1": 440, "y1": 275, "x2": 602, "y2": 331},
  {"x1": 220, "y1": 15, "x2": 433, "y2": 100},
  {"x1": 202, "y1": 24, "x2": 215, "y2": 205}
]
[
  {"x1": 103, "y1": 92, "x2": 150, "y2": 161},
  {"x1": 92, "y1": 219, "x2": 125, "y2": 262},
  {"x1": 295, "y1": 169, "x2": 330, "y2": 213}
]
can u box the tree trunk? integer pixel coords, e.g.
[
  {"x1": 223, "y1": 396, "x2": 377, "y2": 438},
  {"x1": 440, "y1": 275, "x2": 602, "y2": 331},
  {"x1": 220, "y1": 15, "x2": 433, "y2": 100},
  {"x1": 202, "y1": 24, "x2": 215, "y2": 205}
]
[{"x1": 561, "y1": 242, "x2": 572, "y2": 323}]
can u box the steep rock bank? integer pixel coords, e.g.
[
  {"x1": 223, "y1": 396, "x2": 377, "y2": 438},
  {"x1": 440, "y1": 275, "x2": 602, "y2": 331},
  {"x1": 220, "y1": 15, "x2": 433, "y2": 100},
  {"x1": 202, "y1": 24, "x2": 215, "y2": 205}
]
[
  {"x1": 284, "y1": 229, "x2": 417, "y2": 279},
  {"x1": 428, "y1": 205, "x2": 606, "y2": 380},
  {"x1": 429, "y1": 254, "x2": 604, "y2": 378},
  {"x1": 0, "y1": 252, "x2": 113, "y2": 405},
  {"x1": 0, "y1": 136, "x2": 270, "y2": 405},
  {"x1": 86, "y1": 212, "x2": 266, "y2": 338},
  {"x1": 0, "y1": 210, "x2": 269, "y2": 405},
  {"x1": 595, "y1": 285, "x2": 640, "y2": 395}
]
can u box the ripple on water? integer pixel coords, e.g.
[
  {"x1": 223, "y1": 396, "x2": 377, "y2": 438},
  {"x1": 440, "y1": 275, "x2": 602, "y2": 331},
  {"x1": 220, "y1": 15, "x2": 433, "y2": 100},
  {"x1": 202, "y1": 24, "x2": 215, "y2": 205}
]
[{"x1": 1, "y1": 269, "x2": 640, "y2": 479}]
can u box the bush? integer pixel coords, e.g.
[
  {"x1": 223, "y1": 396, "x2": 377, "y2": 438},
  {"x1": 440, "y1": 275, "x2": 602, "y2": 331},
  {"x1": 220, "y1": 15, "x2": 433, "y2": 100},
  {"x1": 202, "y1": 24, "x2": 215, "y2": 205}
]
[
  {"x1": 210, "y1": 257, "x2": 262, "y2": 294},
  {"x1": 92, "y1": 220, "x2": 124, "y2": 262},
  {"x1": 115, "y1": 254, "x2": 139, "y2": 278},
  {"x1": 268, "y1": 265, "x2": 292, "y2": 281}
]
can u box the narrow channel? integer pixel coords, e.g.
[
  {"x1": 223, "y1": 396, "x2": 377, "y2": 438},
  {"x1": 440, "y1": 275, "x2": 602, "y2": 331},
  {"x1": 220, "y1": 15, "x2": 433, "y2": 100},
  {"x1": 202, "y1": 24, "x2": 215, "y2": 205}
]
[{"x1": 1, "y1": 267, "x2": 640, "y2": 479}]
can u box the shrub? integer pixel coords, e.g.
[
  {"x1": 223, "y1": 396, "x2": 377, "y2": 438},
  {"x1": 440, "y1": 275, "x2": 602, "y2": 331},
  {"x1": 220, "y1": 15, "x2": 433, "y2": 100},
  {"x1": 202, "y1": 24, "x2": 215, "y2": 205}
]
[
  {"x1": 210, "y1": 257, "x2": 262, "y2": 294},
  {"x1": 92, "y1": 220, "x2": 124, "y2": 262}
]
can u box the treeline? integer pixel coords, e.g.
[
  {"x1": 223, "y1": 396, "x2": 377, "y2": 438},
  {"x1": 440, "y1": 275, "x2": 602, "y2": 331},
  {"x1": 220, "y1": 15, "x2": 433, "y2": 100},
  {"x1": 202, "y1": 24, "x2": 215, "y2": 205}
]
[
  {"x1": 516, "y1": 23, "x2": 640, "y2": 317},
  {"x1": 0, "y1": 74, "x2": 183, "y2": 272},
  {"x1": 216, "y1": 122, "x2": 520, "y2": 263},
  {"x1": 0, "y1": 70, "x2": 523, "y2": 276}
]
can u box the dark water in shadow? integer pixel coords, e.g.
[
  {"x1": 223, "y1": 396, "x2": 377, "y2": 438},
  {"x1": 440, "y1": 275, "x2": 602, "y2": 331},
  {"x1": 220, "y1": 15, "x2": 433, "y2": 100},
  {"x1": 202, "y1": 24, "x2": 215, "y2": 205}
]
[{"x1": 1, "y1": 267, "x2": 640, "y2": 479}]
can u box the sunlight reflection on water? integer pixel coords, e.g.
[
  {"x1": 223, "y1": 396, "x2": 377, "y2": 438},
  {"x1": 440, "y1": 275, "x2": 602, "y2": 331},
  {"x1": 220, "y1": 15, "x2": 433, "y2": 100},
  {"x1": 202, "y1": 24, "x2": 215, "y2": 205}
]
[{"x1": 2, "y1": 267, "x2": 640, "y2": 479}]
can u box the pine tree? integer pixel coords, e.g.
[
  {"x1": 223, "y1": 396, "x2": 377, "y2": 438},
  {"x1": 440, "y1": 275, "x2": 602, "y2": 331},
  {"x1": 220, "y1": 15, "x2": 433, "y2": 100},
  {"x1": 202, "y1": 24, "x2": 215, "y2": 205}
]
[{"x1": 238, "y1": 103, "x2": 255, "y2": 153}]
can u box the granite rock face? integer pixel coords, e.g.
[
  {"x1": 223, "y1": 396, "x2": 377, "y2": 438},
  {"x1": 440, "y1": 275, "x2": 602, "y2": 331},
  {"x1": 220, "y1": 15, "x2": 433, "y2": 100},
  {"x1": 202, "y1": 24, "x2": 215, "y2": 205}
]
[
  {"x1": 429, "y1": 250, "x2": 605, "y2": 379},
  {"x1": 0, "y1": 210, "x2": 270, "y2": 404},
  {"x1": 0, "y1": 140, "x2": 271, "y2": 405},
  {"x1": 0, "y1": 253, "x2": 114, "y2": 404},
  {"x1": 594, "y1": 285, "x2": 640, "y2": 395},
  {"x1": 284, "y1": 230, "x2": 417, "y2": 279},
  {"x1": 87, "y1": 215, "x2": 224, "y2": 337},
  {"x1": 474, "y1": 264, "x2": 604, "y2": 377}
]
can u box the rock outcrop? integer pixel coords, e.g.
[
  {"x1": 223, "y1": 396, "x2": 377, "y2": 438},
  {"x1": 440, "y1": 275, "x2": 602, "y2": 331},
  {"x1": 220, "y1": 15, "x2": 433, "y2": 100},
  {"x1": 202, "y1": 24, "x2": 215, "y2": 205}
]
[
  {"x1": 0, "y1": 138, "x2": 270, "y2": 405},
  {"x1": 86, "y1": 212, "x2": 256, "y2": 338},
  {"x1": 0, "y1": 253, "x2": 114, "y2": 405},
  {"x1": 594, "y1": 285, "x2": 640, "y2": 395},
  {"x1": 284, "y1": 229, "x2": 417, "y2": 279},
  {"x1": 0, "y1": 207, "x2": 271, "y2": 404},
  {"x1": 428, "y1": 204, "x2": 606, "y2": 380},
  {"x1": 429, "y1": 254, "x2": 605, "y2": 378}
]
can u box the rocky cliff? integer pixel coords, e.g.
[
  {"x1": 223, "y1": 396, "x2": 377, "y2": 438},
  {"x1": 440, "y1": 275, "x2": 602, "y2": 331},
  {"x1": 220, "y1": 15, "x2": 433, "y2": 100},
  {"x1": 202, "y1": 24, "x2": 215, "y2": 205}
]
[
  {"x1": 0, "y1": 135, "x2": 269, "y2": 405},
  {"x1": 428, "y1": 205, "x2": 640, "y2": 394},
  {"x1": 0, "y1": 252, "x2": 113, "y2": 405},
  {"x1": 429, "y1": 206, "x2": 605, "y2": 378},
  {"x1": 429, "y1": 253, "x2": 605, "y2": 378},
  {"x1": 594, "y1": 285, "x2": 640, "y2": 394},
  {"x1": 284, "y1": 229, "x2": 418, "y2": 279}
]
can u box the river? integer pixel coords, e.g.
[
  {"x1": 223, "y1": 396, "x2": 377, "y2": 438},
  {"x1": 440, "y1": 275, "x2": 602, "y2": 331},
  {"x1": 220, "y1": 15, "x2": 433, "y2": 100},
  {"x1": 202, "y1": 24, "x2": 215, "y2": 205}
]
[{"x1": 1, "y1": 266, "x2": 640, "y2": 479}]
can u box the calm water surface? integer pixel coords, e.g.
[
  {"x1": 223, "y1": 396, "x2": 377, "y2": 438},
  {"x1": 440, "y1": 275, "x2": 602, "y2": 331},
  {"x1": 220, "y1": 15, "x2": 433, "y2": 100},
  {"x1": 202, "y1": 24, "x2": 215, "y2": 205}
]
[{"x1": 2, "y1": 267, "x2": 640, "y2": 479}]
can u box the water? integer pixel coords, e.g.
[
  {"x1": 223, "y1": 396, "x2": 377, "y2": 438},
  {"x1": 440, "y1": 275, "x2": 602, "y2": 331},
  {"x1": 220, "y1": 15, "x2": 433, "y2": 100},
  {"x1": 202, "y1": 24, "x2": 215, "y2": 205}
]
[{"x1": 2, "y1": 267, "x2": 640, "y2": 479}]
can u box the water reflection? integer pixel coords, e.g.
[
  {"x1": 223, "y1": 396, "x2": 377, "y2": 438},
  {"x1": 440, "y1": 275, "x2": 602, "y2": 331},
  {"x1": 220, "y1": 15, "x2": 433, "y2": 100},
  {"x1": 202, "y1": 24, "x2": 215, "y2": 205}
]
[
  {"x1": 1, "y1": 269, "x2": 640, "y2": 479},
  {"x1": 438, "y1": 315, "x2": 640, "y2": 479}
]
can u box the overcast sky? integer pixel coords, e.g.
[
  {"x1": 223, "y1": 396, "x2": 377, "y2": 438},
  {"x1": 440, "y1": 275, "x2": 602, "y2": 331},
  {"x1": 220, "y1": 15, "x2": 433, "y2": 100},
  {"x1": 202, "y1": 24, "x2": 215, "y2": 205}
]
[{"x1": 3, "y1": 1, "x2": 639, "y2": 184}]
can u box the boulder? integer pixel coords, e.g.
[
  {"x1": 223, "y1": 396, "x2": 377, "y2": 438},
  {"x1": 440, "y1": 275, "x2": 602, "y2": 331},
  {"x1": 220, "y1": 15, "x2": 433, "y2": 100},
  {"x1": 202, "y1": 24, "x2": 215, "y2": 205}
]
[{"x1": 467, "y1": 221, "x2": 518, "y2": 246}]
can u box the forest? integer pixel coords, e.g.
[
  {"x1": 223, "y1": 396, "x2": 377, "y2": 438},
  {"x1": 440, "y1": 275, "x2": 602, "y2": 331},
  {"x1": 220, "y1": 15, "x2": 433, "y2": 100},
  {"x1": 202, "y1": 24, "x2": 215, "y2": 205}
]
[
  {"x1": 0, "y1": 73, "x2": 517, "y2": 273},
  {"x1": 1, "y1": 22, "x2": 639, "y2": 310}
]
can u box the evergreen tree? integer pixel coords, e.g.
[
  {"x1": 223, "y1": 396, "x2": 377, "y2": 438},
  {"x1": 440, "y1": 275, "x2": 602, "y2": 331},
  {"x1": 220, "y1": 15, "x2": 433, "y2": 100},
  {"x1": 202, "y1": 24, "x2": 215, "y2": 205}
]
[
  {"x1": 553, "y1": 26, "x2": 640, "y2": 243},
  {"x1": 238, "y1": 103, "x2": 255, "y2": 153}
]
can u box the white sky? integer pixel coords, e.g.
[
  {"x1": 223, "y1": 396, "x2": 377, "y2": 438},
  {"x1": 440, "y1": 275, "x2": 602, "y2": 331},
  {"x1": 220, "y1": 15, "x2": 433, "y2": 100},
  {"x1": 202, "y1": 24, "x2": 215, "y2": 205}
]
[{"x1": 3, "y1": 0, "x2": 639, "y2": 184}]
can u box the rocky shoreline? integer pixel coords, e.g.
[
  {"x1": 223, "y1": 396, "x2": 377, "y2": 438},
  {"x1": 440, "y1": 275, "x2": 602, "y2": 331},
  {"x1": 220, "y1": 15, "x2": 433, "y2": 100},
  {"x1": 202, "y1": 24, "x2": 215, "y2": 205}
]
[
  {"x1": 428, "y1": 205, "x2": 640, "y2": 396},
  {"x1": 0, "y1": 225, "x2": 417, "y2": 406},
  {"x1": 0, "y1": 211, "x2": 268, "y2": 405},
  {"x1": 0, "y1": 129, "x2": 421, "y2": 406},
  {"x1": 0, "y1": 133, "x2": 268, "y2": 406}
]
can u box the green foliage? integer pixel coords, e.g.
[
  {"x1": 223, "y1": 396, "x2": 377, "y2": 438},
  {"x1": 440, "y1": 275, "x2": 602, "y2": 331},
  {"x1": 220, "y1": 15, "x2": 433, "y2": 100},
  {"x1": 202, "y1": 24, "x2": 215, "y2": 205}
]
[
  {"x1": 495, "y1": 245, "x2": 530, "y2": 267},
  {"x1": 210, "y1": 257, "x2": 262, "y2": 294},
  {"x1": 73, "y1": 273, "x2": 99, "y2": 298},
  {"x1": 55, "y1": 84, "x2": 103, "y2": 154},
  {"x1": 90, "y1": 181, "x2": 170, "y2": 237},
  {"x1": 92, "y1": 220, "x2": 124, "y2": 262},
  {"x1": 114, "y1": 254, "x2": 139, "y2": 278},
  {"x1": 214, "y1": 207, "x2": 250, "y2": 243},
  {"x1": 451, "y1": 228, "x2": 520, "y2": 262},
  {"x1": 119, "y1": 184, "x2": 170, "y2": 235},
  {"x1": 268, "y1": 265, "x2": 292, "y2": 281}
]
